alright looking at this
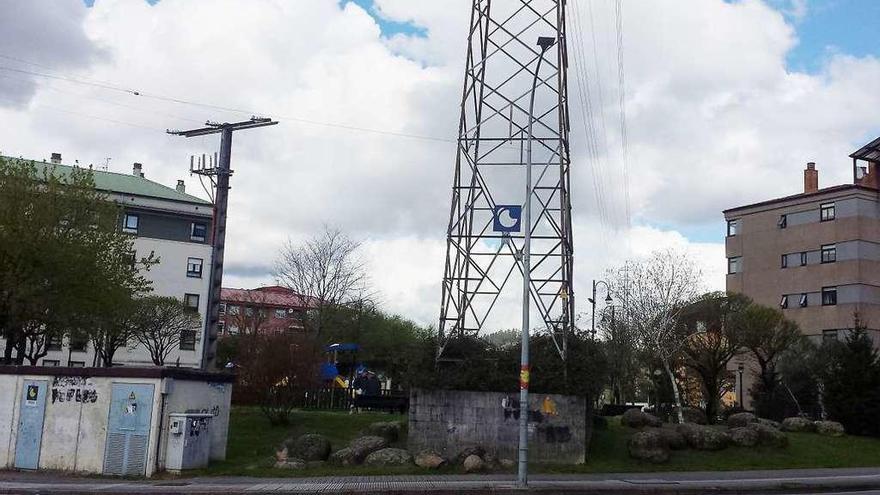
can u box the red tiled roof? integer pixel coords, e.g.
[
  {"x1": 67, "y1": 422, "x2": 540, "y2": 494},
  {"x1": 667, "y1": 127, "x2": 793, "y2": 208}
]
[{"x1": 220, "y1": 286, "x2": 317, "y2": 309}]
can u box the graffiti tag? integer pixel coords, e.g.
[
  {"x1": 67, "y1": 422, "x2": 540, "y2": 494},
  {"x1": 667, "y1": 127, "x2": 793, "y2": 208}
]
[{"x1": 51, "y1": 376, "x2": 98, "y2": 404}]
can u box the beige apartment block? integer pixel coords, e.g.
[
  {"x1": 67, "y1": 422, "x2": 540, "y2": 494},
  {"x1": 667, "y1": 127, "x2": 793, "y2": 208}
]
[{"x1": 722, "y1": 137, "x2": 880, "y2": 407}]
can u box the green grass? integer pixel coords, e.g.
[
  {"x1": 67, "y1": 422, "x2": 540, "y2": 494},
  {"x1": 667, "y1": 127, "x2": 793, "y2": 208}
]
[{"x1": 193, "y1": 407, "x2": 880, "y2": 478}]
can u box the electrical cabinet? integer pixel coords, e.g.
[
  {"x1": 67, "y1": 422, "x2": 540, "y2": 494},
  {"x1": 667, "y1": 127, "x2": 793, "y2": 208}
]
[{"x1": 165, "y1": 413, "x2": 213, "y2": 472}]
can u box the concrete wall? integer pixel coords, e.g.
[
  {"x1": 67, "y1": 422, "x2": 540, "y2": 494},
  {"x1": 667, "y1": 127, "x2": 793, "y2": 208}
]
[
  {"x1": 0, "y1": 368, "x2": 232, "y2": 476},
  {"x1": 408, "y1": 389, "x2": 586, "y2": 464}
]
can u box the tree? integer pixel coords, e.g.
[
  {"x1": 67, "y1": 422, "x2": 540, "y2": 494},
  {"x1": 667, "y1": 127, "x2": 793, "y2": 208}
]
[
  {"x1": 678, "y1": 292, "x2": 749, "y2": 423},
  {"x1": 274, "y1": 227, "x2": 369, "y2": 337},
  {"x1": 596, "y1": 306, "x2": 640, "y2": 404},
  {"x1": 129, "y1": 296, "x2": 201, "y2": 366},
  {"x1": 0, "y1": 158, "x2": 155, "y2": 365},
  {"x1": 225, "y1": 290, "x2": 274, "y2": 337},
  {"x1": 821, "y1": 319, "x2": 880, "y2": 437},
  {"x1": 610, "y1": 250, "x2": 703, "y2": 424},
  {"x1": 235, "y1": 332, "x2": 320, "y2": 425},
  {"x1": 731, "y1": 300, "x2": 801, "y2": 419}
]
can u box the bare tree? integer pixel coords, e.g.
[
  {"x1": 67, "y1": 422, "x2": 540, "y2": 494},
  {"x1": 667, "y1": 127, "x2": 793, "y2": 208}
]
[
  {"x1": 226, "y1": 290, "x2": 274, "y2": 336},
  {"x1": 274, "y1": 227, "x2": 370, "y2": 337},
  {"x1": 129, "y1": 296, "x2": 201, "y2": 366},
  {"x1": 611, "y1": 249, "x2": 703, "y2": 424}
]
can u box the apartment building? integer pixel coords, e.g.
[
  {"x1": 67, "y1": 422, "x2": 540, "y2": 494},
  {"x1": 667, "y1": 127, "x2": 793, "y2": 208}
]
[
  {"x1": 218, "y1": 286, "x2": 314, "y2": 336},
  {"x1": 723, "y1": 138, "x2": 880, "y2": 348},
  {"x1": 1, "y1": 153, "x2": 214, "y2": 368}
]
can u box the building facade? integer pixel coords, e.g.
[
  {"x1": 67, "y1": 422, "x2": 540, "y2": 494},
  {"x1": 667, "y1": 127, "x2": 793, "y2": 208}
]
[
  {"x1": 1, "y1": 154, "x2": 214, "y2": 368},
  {"x1": 218, "y1": 286, "x2": 313, "y2": 336},
  {"x1": 723, "y1": 139, "x2": 880, "y2": 405}
]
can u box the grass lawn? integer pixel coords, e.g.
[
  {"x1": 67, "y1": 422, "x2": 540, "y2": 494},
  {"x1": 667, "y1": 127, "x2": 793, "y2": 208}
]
[{"x1": 193, "y1": 407, "x2": 880, "y2": 477}]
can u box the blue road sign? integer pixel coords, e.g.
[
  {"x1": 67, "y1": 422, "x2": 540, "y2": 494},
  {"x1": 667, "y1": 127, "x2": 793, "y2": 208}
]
[{"x1": 493, "y1": 205, "x2": 522, "y2": 233}]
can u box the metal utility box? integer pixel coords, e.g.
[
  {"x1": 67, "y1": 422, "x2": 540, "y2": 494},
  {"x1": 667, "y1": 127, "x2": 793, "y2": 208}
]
[{"x1": 165, "y1": 413, "x2": 213, "y2": 472}]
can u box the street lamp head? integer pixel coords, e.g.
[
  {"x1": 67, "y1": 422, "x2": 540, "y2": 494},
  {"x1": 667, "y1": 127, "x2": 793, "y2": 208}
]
[
  {"x1": 537, "y1": 36, "x2": 556, "y2": 51},
  {"x1": 604, "y1": 294, "x2": 613, "y2": 304}
]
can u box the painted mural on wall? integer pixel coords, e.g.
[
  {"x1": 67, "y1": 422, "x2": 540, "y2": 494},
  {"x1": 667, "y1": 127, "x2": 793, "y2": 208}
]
[
  {"x1": 51, "y1": 376, "x2": 98, "y2": 404},
  {"x1": 499, "y1": 394, "x2": 570, "y2": 443}
]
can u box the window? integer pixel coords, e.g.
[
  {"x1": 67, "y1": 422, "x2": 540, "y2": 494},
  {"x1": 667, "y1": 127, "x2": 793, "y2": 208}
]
[
  {"x1": 778, "y1": 214, "x2": 787, "y2": 229},
  {"x1": 42, "y1": 359, "x2": 60, "y2": 367},
  {"x1": 245, "y1": 307, "x2": 254, "y2": 317},
  {"x1": 69, "y1": 334, "x2": 87, "y2": 352},
  {"x1": 228, "y1": 325, "x2": 239, "y2": 336},
  {"x1": 217, "y1": 321, "x2": 226, "y2": 335},
  {"x1": 800, "y1": 252, "x2": 808, "y2": 266},
  {"x1": 219, "y1": 302, "x2": 226, "y2": 315},
  {"x1": 781, "y1": 254, "x2": 788, "y2": 269},
  {"x1": 727, "y1": 219, "x2": 739, "y2": 237},
  {"x1": 180, "y1": 330, "x2": 197, "y2": 350},
  {"x1": 799, "y1": 293, "x2": 808, "y2": 307},
  {"x1": 68, "y1": 361, "x2": 85, "y2": 367},
  {"x1": 123, "y1": 213, "x2": 139, "y2": 234},
  {"x1": 822, "y1": 286, "x2": 837, "y2": 306},
  {"x1": 274, "y1": 309, "x2": 286, "y2": 319},
  {"x1": 186, "y1": 257, "x2": 203, "y2": 278},
  {"x1": 780, "y1": 295, "x2": 788, "y2": 309},
  {"x1": 821, "y1": 244, "x2": 836, "y2": 263},
  {"x1": 727, "y1": 257, "x2": 741, "y2": 274},
  {"x1": 820, "y1": 202, "x2": 835, "y2": 222},
  {"x1": 191, "y1": 222, "x2": 208, "y2": 242},
  {"x1": 184, "y1": 293, "x2": 200, "y2": 311},
  {"x1": 47, "y1": 335, "x2": 62, "y2": 351},
  {"x1": 228, "y1": 305, "x2": 240, "y2": 316},
  {"x1": 822, "y1": 329, "x2": 839, "y2": 343}
]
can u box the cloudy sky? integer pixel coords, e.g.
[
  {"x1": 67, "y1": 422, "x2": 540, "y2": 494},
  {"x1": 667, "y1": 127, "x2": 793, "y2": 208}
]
[{"x1": 1, "y1": 0, "x2": 878, "y2": 330}]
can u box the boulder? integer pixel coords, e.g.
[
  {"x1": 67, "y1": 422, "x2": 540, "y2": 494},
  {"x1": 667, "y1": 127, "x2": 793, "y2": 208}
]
[
  {"x1": 757, "y1": 418, "x2": 781, "y2": 429},
  {"x1": 414, "y1": 451, "x2": 446, "y2": 469},
  {"x1": 500, "y1": 459, "x2": 516, "y2": 469},
  {"x1": 455, "y1": 446, "x2": 487, "y2": 465},
  {"x1": 727, "y1": 412, "x2": 757, "y2": 429},
  {"x1": 274, "y1": 446, "x2": 289, "y2": 462},
  {"x1": 750, "y1": 423, "x2": 788, "y2": 448},
  {"x1": 676, "y1": 423, "x2": 730, "y2": 451},
  {"x1": 328, "y1": 448, "x2": 356, "y2": 466},
  {"x1": 285, "y1": 433, "x2": 331, "y2": 461},
  {"x1": 364, "y1": 448, "x2": 414, "y2": 466},
  {"x1": 628, "y1": 430, "x2": 670, "y2": 463},
  {"x1": 463, "y1": 454, "x2": 485, "y2": 473},
  {"x1": 349, "y1": 436, "x2": 390, "y2": 463},
  {"x1": 781, "y1": 417, "x2": 815, "y2": 432},
  {"x1": 656, "y1": 427, "x2": 687, "y2": 450},
  {"x1": 815, "y1": 421, "x2": 845, "y2": 437},
  {"x1": 621, "y1": 409, "x2": 662, "y2": 428},
  {"x1": 482, "y1": 451, "x2": 499, "y2": 468},
  {"x1": 274, "y1": 458, "x2": 305, "y2": 469},
  {"x1": 678, "y1": 406, "x2": 708, "y2": 425},
  {"x1": 362, "y1": 421, "x2": 402, "y2": 442},
  {"x1": 727, "y1": 427, "x2": 759, "y2": 447}
]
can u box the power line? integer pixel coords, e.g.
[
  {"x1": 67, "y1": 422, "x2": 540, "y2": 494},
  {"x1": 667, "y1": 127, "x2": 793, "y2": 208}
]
[
  {"x1": 0, "y1": 61, "x2": 456, "y2": 144},
  {"x1": 614, "y1": 0, "x2": 633, "y2": 233}
]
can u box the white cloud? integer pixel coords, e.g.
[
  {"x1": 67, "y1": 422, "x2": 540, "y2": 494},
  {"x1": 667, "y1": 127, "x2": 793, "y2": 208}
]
[{"x1": 0, "y1": 0, "x2": 876, "y2": 331}]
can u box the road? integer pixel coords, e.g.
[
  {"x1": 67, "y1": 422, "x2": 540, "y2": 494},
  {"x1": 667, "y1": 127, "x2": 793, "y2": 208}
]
[{"x1": 1, "y1": 467, "x2": 879, "y2": 494}]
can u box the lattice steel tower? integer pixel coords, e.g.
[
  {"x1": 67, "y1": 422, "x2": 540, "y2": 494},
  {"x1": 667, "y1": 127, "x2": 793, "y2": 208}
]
[{"x1": 439, "y1": 0, "x2": 573, "y2": 357}]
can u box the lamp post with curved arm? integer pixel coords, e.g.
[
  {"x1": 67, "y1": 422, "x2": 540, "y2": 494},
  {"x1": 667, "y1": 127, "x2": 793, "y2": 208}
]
[{"x1": 588, "y1": 279, "x2": 613, "y2": 339}]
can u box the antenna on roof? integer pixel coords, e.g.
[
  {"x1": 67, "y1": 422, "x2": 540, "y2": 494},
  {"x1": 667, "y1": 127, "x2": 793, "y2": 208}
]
[{"x1": 101, "y1": 157, "x2": 111, "y2": 172}]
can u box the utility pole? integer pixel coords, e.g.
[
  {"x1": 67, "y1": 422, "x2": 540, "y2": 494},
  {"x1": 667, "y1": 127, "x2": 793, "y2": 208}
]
[{"x1": 168, "y1": 117, "x2": 278, "y2": 370}]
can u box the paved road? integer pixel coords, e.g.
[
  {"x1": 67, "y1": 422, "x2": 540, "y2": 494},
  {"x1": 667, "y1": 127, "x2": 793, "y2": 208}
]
[{"x1": 1, "y1": 467, "x2": 879, "y2": 494}]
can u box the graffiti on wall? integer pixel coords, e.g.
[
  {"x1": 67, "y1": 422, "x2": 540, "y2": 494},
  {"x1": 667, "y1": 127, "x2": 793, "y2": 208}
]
[
  {"x1": 51, "y1": 376, "x2": 98, "y2": 404},
  {"x1": 500, "y1": 395, "x2": 571, "y2": 443},
  {"x1": 186, "y1": 405, "x2": 221, "y2": 417}
]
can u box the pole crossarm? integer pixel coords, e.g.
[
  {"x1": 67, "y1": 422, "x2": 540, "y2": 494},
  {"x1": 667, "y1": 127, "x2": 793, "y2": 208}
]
[{"x1": 439, "y1": 0, "x2": 573, "y2": 360}]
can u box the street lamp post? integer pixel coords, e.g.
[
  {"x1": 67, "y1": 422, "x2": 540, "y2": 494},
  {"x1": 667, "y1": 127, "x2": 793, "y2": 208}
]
[
  {"x1": 518, "y1": 35, "x2": 555, "y2": 489},
  {"x1": 588, "y1": 279, "x2": 613, "y2": 339},
  {"x1": 737, "y1": 363, "x2": 745, "y2": 407}
]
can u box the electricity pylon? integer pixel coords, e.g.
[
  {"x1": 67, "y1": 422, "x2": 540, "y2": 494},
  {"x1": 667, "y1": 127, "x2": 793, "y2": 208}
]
[{"x1": 438, "y1": 0, "x2": 573, "y2": 359}]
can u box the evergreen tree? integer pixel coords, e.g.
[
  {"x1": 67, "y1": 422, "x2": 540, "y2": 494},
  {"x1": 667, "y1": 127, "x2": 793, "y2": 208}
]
[{"x1": 822, "y1": 322, "x2": 880, "y2": 437}]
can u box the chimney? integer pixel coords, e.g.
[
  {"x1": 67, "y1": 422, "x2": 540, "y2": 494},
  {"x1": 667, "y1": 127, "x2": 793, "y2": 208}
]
[
  {"x1": 50, "y1": 153, "x2": 61, "y2": 164},
  {"x1": 132, "y1": 162, "x2": 143, "y2": 177},
  {"x1": 176, "y1": 180, "x2": 186, "y2": 193},
  {"x1": 804, "y1": 162, "x2": 818, "y2": 193}
]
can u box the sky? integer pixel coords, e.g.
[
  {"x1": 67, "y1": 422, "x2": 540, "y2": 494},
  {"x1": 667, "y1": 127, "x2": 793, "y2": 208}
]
[{"x1": 1, "y1": 0, "x2": 878, "y2": 331}]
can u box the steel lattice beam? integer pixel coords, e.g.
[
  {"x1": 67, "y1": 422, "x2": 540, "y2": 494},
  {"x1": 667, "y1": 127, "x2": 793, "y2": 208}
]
[{"x1": 439, "y1": 0, "x2": 573, "y2": 359}]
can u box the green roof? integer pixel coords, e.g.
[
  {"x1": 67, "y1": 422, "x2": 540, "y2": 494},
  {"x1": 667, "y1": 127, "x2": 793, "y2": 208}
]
[{"x1": 2, "y1": 156, "x2": 212, "y2": 206}]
